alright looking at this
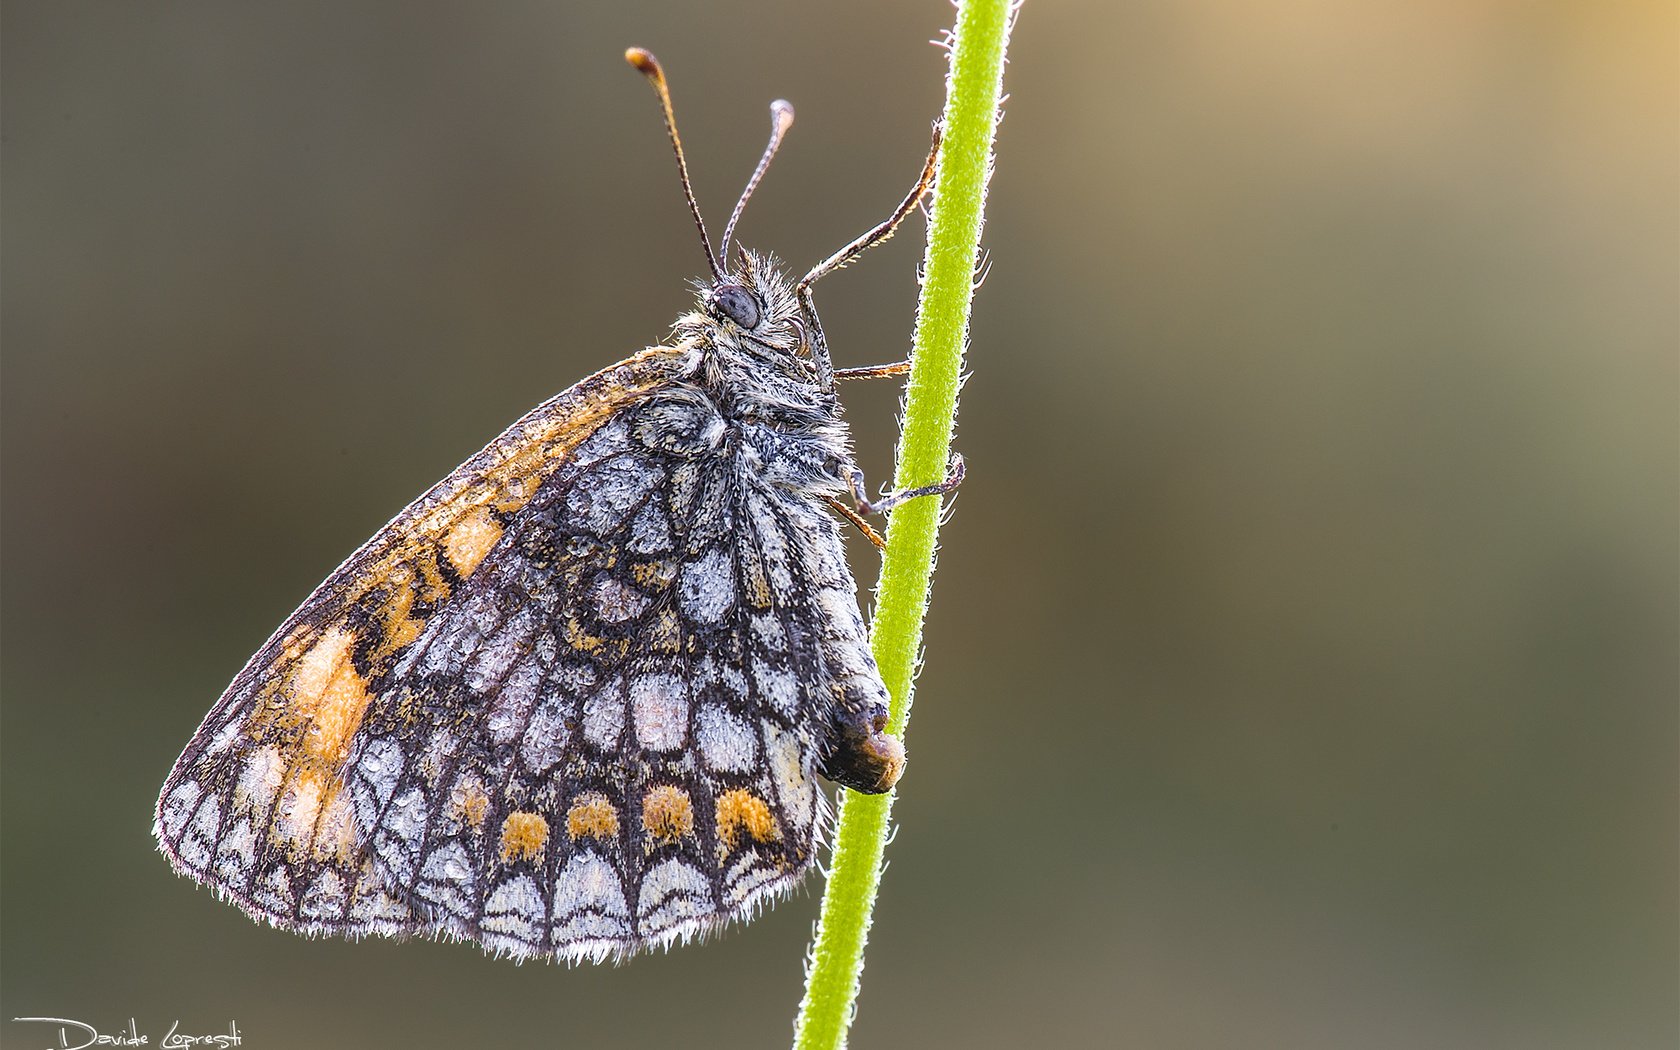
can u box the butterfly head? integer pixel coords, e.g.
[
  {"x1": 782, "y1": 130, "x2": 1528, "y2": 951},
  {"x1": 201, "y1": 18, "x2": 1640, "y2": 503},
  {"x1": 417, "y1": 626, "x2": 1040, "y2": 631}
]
[{"x1": 698, "y1": 250, "x2": 810, "y2": 360}]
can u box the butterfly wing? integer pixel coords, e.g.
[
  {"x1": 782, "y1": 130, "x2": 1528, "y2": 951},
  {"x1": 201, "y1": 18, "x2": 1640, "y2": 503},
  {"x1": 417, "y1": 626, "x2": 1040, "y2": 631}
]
[{"x1": 155, "y1": 345, "x2": 889, "y2": 962}]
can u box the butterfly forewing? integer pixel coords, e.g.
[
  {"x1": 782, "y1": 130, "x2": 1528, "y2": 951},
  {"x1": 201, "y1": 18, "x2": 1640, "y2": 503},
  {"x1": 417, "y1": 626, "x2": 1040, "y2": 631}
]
[{"x1": 154, "y1": 338, "x2": 894, "y2": 962}]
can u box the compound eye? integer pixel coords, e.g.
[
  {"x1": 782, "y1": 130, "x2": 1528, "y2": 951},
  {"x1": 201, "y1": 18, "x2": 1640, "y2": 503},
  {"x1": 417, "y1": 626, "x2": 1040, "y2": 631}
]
[{"x1": 713, "y1": 284, "x2": 761, "y2": 329}]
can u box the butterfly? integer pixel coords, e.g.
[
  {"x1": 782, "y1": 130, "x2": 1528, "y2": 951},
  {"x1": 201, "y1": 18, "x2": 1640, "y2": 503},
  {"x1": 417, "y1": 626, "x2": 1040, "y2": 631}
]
[{"x1": 154, "y1": 48, "x2": 962, "y2": 964}]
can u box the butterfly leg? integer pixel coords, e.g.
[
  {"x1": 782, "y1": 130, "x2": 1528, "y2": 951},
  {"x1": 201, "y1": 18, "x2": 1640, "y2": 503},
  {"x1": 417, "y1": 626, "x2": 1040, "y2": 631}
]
[
  {"x1": 834, "y1": 360, "x2": 911, "y2": 381},
  {"x1": 823, "y1": 497, "x2": 888, "y2": 550},
  {"x1": 849, "y1": 452, "x2": 966, "y2": 517}
]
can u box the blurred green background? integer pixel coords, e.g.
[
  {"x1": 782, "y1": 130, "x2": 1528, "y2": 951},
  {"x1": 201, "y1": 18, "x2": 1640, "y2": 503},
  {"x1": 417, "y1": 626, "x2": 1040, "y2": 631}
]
[{"x1": 4, "y1": 2, "x2": 1674, "y2": 1047}]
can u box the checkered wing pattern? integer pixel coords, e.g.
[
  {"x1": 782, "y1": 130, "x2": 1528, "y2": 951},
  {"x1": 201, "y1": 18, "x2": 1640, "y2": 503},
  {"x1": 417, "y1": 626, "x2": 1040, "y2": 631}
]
[{"x1": 154, "y1": 345, "x2": 887, "y2": 963}]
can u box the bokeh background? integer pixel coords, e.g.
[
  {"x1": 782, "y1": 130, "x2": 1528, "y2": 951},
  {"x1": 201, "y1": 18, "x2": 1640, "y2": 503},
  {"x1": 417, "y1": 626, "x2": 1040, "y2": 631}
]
[{"x1": 5, "y1": 2, "x2": 1674, "y2": 1047}]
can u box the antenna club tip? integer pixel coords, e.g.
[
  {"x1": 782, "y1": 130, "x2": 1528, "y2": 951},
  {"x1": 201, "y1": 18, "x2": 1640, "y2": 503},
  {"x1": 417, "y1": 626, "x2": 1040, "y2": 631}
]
[
  {"x1": 771, "y1": 99, "x2": 796, "y2": 130},
  {"x1": 625, "y1": 48, "x2": 661, "y2": 77}
]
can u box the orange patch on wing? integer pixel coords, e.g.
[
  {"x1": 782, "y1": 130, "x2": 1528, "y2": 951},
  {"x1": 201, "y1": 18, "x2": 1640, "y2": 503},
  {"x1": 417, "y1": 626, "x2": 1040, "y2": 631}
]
[
  {"x1": 443, "y1": 506, "x2": 504, "y2": 578},
  {"x1": 500, "y1": 811, "x2": 549, "y2": 863},
  {"x1": 289, "y1": 626, "x2": 376, "y2": 770},
  {"x1": 450, "y1": 778, "x2": 491, "y2": 827},
  {"x1": 715, "y1": 789, "x2": 779, "y2": 851},
  {"x1": 641, "y1": 785, "x2": 694, "y2": 845},
  {"x1": 371, "y1": 567, "x2": 426, "y2": 661},
  {"x1": 565, "y1": 793, "x2": 621, "y2": 842},
  {"x1": 253, "y1": 625, "x2": 376, "y2": 860}
]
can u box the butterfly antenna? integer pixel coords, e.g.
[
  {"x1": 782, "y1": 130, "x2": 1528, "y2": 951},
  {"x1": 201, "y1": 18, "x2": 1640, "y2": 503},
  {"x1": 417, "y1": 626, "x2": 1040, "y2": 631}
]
[
  {"x1": 626, "y1": 48, "x2": 723, "y2": 281},
  {"x1": 720, "y1": 99, "x2": 795, "y2": 266}
]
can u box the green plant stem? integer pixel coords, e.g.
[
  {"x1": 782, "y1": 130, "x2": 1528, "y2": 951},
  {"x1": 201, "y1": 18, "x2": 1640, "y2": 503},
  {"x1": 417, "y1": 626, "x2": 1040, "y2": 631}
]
[{"x1": 791, "y1": 3, "x2": 1014, "y2": 1047}]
